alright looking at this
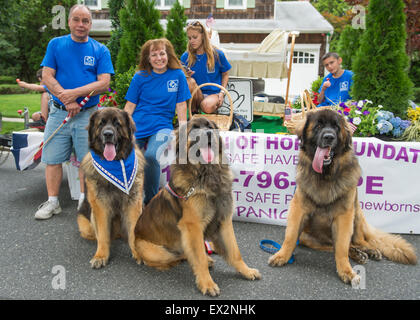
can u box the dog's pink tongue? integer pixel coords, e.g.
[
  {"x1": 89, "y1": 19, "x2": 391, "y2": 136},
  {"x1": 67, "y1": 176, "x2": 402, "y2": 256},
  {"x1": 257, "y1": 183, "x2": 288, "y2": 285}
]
[
  {"x1": 103, "y1": 143, "x2": 116, "y2": 161},
  {"x1": 200, "y1": 147, "x2": 215, "y2": 164},
  {"x1": 312, "y1": 147, "x2": 329, "y2": 174}
]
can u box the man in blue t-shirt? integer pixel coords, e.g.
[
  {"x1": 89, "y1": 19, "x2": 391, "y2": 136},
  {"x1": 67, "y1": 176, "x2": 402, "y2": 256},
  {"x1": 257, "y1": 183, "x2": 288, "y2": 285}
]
[
  {"x1": 318, "y1": 52, "x2": 353, "y2": 107},
  {"x1": 35, "y1": 4, "x2": 114, "y2": 220}
]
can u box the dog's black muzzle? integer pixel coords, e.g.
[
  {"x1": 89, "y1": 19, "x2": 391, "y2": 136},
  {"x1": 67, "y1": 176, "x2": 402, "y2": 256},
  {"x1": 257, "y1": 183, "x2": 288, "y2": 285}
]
[
  {"x1": 101, "y1": 126, "x2": 117, "y2": 145},
  {"x1": 318, "y1": 128, "x2": 337, "y2": 149}
]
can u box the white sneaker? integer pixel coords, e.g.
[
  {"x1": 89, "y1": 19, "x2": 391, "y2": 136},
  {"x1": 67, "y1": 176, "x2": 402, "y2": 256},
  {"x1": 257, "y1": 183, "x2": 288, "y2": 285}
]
[{"x1": 35, "y1": 200, "x2": 62, "y2": 220}]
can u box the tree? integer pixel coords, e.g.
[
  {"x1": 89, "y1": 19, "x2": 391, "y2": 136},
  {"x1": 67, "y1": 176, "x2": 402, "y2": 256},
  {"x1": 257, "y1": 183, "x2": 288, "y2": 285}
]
[
  {"x1": 12, "y1": 0, "x2": 76, "y2": 81},
  {"x1": 336, "y1": 24, "x2": 363, "y2": 70},
  {"x1": 343, "y1": 0, "x2": 420, "y2": 88},
  {"x1": 107, "y1": 0, "x2": 124, "y2": 68},
  {"x1": 116, "y1": 0, "x2": 164, "y2": 74},
  {"x1": 311, "y1": 0, "x2": 353, "y2": 51},
  {"x1": 311, "y1": 0, "x2": 351, "y2": 17},
  {"x1": 0, "y1": 0, "x2": 21, "y2": 76},
  {"x1": 351, "y1": 0, "x2": 413, "y2": 117},
  {"x1": 165, "y1": 0, "x2": 188, "y2": 58}
]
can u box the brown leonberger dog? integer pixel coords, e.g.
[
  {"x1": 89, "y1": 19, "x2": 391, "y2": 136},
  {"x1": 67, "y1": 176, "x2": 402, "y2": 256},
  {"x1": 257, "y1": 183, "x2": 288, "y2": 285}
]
[
  {"x1": 77, "y1": 107, "x2": 145, "y2": 269},
  {"x1": 134, "y1": 117, "x2": 261, "y2": 296},
  {"x1": 269, "y1": 109, "x2": 417, "y2": 285}
]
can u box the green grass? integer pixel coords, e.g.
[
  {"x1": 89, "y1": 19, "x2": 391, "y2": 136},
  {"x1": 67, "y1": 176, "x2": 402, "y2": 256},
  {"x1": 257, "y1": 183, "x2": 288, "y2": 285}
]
[
  {"x1": 251, "y1": 116, "x2": 287, "y2": 134},
  {"x1": 0, "y1": 121, "x2": 25, "y2": 134},
  {"x1": 0, "y1": 93, "x2": 41, "y2": 118}
]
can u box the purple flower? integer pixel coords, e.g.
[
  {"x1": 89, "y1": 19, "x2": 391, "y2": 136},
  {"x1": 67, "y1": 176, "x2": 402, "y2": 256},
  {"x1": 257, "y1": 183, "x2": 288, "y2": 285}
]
[
  {"x1": 108, "y1": 88, "x2": 112, "y2": 92},
  {"x1": 390, "y1": 117, "x2": 402, "y2": 128},
  {"x1": 339, "y1": 102, "x2": 346, "y2": 108},
  {"x1": 400, "y1": 120, "x2": 411, "y2": 129},
  {"x1": 337, "y1": 110, "x2": 342, "y2": 114},
  {"x1": 363, "y1": 110, "x2": 370, "y2": 115},
  {"x1": 392, "y1": 127, "x2": 403, "y2": 138}
]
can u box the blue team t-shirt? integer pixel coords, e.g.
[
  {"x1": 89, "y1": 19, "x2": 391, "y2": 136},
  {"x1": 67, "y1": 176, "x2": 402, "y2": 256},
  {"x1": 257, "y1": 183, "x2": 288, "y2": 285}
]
[
  {"x1": 41, "y1": 34, "x2": 114, "y2": 108},
  {"x1": 180, "y1": 49, "x2": 231, "y2": 95},
  {"x1": 125, "y1": 69, "x2": 191, "y2": 139},
  {"x1": 318, "y1": 70, "x2": 353, "y2": 106}
]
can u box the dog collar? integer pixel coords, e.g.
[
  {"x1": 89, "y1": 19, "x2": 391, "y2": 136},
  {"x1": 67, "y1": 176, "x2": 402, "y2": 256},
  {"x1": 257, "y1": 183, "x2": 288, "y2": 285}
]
[
  {"x1": 90, "y1": 148, "x2": 138, "y2": 195},
  {"x1": 165, "y1": 182, "x2": 195, "y2": 200}
]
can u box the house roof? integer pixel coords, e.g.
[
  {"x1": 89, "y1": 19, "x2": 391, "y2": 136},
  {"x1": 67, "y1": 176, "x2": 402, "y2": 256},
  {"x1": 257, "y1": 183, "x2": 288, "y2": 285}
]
[
  {"x1": 274, "y1": 1, "x2": 334, "y2": 33},
  {"x1": 207, "y1": 2, "x2": 333, "y2": 34},
  {"x1": 90, "y1": 1, "x2": 333, "y2": 36}
]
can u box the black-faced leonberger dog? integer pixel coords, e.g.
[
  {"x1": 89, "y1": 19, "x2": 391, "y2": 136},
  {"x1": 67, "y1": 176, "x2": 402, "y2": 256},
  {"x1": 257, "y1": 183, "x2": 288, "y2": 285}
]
[
  {"x1": 77, "y1": 107, "x2": 145, "y2": 268},
  {"x1": 134, "y1": 117, "x2": 261, "y2": 296},
  {"x1": 269, "y1": 109, "x2": 417, "y2": 285}
]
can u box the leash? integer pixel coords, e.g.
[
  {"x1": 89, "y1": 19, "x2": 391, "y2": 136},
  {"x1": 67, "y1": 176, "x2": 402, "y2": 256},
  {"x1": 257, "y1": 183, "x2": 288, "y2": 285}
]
[
  {"x1": 33, "y1": 90, "x2": 95, "y2": 159},
  {"x1": 259, "y1": 239, "x2": 299, "y2": 264}
]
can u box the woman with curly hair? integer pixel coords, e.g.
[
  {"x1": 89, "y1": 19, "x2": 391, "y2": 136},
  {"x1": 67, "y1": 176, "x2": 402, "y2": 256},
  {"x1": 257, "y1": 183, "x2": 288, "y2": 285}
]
[{"x1": 124, "y1": 38, "x2": 191, "y2": 204}]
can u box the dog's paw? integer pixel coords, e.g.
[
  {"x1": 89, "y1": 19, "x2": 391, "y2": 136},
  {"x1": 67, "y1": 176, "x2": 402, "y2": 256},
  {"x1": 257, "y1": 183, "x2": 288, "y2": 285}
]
[
  {"x1": 242, "y1": 268, "x2": 261, "y2": 280},
  {"x1": 197, "y1": 278, "x2": 220, "y2": 297},
  {"x1": 268, "y1": 252, "x2": 289, "y2": 267},
  {"x1": 349, "y1": 247, "x2": 368, "y2": 264},
  {"x1": 366, "y1": 248, "x2": 382, "y2": 261},
  {"x1": 132, "y1": 251, "x2": 143, "y2": 264},
  {"x1": 90, "y1": 255, "x2": 108, "y2": 269},
  {"x1": 338, "y1": 268, "x2": 359, "y2": 285},
  {"x1": 207, "y1": 256, "x2": 215, "y2": 269},
  {"x1": 351, "y1": 274, "x2": 361, "y2": 287}
]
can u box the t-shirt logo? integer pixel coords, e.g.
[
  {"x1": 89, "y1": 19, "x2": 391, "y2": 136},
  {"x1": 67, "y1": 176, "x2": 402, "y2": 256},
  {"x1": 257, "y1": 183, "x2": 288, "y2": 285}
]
[
  {"x1": 84, "y1": 56, "x2": 95, "y2": 66},
  {"x1": 167, "y1": 80, "x2": 179, "y2": 92},
  {"x1": 340, "y1": 81, "x2": 349, "y2": 92},
  {"x1": 206, "y1": 65, "x2": 215, "y2": 74}
]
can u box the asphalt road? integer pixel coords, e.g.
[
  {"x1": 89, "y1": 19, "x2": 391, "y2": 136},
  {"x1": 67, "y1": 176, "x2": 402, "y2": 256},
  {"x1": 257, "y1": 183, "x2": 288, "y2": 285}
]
[{"x1": 0, "y1": 153, "x2": 419, "y2": 302}]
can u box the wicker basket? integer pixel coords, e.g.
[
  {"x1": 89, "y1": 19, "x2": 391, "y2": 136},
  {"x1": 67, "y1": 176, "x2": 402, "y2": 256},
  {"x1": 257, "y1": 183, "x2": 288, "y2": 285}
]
[
  {"x1": 284, "y1": 89, "x2": 331, "y2": 134},
  {"x1": 188, "y1": 83, "x2": 234, "y2": 131}
]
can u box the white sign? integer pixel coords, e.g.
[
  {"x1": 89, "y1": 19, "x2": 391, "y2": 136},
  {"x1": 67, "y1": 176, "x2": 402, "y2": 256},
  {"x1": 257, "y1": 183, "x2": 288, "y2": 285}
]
[
  {"x1": 218, "y1": 79, "x2": 253, "y2": 122},
  {"x1": 159, "y1": 132, "x2": 420, "y2": 235}
]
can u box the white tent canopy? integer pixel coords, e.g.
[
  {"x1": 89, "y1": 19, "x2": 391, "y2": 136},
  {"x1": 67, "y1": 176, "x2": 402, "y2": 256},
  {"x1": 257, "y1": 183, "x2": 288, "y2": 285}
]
[{"x1": 222, "y1": 29, "x2": 294, "y2": 79}]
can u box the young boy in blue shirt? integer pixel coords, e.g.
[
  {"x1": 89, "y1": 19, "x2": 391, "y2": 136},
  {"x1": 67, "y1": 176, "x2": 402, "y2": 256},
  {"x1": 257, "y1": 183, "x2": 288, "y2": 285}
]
[{"x1": 318, "y1": 52, "x2": 353, "y2": 106}]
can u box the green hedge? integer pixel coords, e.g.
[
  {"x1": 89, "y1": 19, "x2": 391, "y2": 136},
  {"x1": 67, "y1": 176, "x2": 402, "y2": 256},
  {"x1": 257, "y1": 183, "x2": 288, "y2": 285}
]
[
  {"x1": 0, "y1": 84, "x2": 31, "y2": 94},
  {"x1": 0, "y1": 76, "x2": 16, "y2": 85},
  {"x1": 413, "y1": 87, "x2": 420, "y2": 103},
  {"x1": 0, "y1": 121, "x2": 24, "y2": 134}
]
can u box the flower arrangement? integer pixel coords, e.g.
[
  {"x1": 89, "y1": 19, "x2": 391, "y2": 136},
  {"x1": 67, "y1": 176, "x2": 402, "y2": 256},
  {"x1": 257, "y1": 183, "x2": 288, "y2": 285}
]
[
  {"x1": 335, "y1": 100, "x2": 381, "y2": 137},
  {"x1": 312, "y1": 91, "x2": 319, "y2": 105},
  {"x1": 401, "y1": 105, "x2": 420, "y2": 142},
  {"x1": 376, "y1": 110, "x2": 411, "y2": 138},
  {"x1": 407, "y1": 106, "x2": 420, "y2": 121},
  {"x1": 99, "y1": 88, "x2": 118, "y2": 108}
]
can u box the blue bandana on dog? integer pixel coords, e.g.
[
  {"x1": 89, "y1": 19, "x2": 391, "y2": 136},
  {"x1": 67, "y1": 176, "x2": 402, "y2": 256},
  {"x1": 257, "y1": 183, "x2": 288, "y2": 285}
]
[{"x1": 90, "y1": 148, "x2": 138, "y2": 195}]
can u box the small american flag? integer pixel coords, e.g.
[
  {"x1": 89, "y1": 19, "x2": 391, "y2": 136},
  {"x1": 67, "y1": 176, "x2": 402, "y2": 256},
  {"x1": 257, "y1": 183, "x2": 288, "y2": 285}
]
[
  {"x1": 347, "y1": 121, "x2": 357, "y2": 135},
  {"x1": 206, "y1": 13, "x2": 215, "y2": 28}
]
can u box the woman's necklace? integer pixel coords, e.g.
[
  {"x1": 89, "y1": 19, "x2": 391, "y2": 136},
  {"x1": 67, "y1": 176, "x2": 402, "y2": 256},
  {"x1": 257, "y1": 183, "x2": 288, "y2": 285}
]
[{"x1": 195, "y1": 48, "x2": 205, "y2": 62}]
